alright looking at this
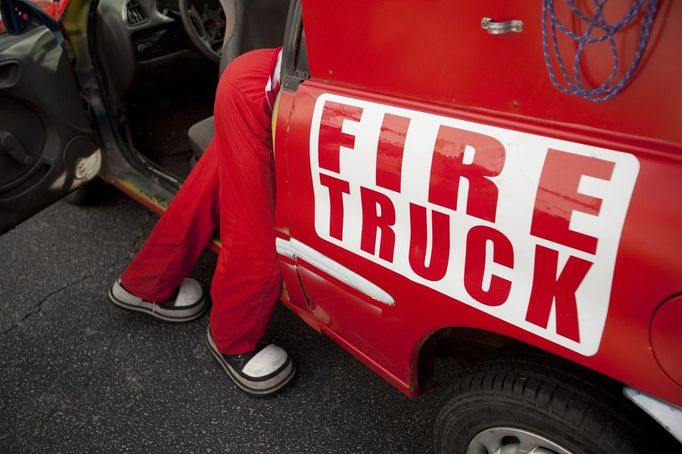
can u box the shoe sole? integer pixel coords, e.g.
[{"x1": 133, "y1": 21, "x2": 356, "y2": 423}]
[
  {"x1": 108, "y1": 289, "x2": 207, "y2": 323},
  {"x1": 206, "y1": 329, "x2": 296, "y2": 397}
]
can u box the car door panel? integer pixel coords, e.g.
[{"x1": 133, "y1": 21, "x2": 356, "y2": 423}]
[
  {"x1": 0, "y1": 19, "x2": 99, "y2": 233},
  {"x1": 281, "y1": 76, "x2": 682, "y2": 404}
]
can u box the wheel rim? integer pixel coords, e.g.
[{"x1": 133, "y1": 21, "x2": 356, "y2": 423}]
[{"x1": 466, "y1": 427, "x2": 574, "y2": 454}]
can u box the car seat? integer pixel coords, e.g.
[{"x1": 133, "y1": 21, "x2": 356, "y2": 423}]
[{"x1": 187, "y1": 0, "x2": 290, "y2": 164}]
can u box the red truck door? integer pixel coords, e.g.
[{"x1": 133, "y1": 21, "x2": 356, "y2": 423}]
[
  {"x1": 277, "y1": 0, "x2": 682, "y2": 407},
  {"x1": 275, "y1": 1, "x2": 682, "y2": 451}
]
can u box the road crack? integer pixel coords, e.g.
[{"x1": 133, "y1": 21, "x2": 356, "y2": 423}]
[
  {"x1": 0, "y1": 274, "x2": 92, "y2": 335},
  {"x1": 130, "y1": 212, "x2": 152, "y2": 254}
]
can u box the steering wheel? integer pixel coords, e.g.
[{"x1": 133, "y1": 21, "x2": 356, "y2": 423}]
[{"x1": 179, "y1": 0, "x2": 228, "y2": 63}]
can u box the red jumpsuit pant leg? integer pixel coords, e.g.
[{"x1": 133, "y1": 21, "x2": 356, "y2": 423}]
[
  {"x1": 209, "y1": 48, "x2": 282, "y2": 355},
  {"x1": 121, "y1": 48, "x2": 280, "y2": 356},
  {"x1": 120, "y1": 141, "x2": 220, "y2": 302}
]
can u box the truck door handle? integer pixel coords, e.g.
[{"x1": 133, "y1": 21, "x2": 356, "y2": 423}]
[
  {"x1": 481, "y1": 17, "x2": 524, "y2": 34},
  {"x1": 0, "y1": 131, "x2": 31, "y2": 165},
  {"x1": 0, "y1": 61, "x2": 21, "y2": 89}
]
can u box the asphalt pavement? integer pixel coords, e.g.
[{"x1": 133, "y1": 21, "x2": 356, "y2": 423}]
[{"x1": 0, "y1": 193, "x2": 449, "y2": 453}]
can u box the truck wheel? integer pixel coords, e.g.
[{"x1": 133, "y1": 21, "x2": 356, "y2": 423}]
[{"x1": 433, "y1": 349, "x2": 676, "y2": 454}]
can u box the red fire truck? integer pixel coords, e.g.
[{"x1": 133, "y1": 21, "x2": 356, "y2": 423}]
[{"x1": 0, "y1": 0, "x2": 680, "y2": 451}]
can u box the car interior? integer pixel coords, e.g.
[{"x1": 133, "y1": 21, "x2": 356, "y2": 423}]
[{"x1": 91, "y1": 0, "x2": 291, "y2": 180}]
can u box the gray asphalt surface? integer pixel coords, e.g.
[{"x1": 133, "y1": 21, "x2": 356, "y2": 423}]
[{"x1": 0, "y1": 193, "x2": 450, "y2": 453}]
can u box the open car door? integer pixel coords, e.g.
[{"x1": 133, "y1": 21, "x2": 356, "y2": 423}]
[{"x1": 0, "y1": 0, "x2": 100, "y2": 233}]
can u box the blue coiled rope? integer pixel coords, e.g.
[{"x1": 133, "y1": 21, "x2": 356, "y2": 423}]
[{"x1": 542, "y1": 0, "x2": 659, "y2": 102}]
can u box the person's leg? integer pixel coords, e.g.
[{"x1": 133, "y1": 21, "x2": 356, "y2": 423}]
[
  {"x1": 203, "y1": 48, "x2": 294, "y2": 396},
  {"x1": 110, "y1": 140, "x2": 219, "y2": 322},
  {"x1": 112, "y1": 47, "x2": 292, "y2": 393},
  {"x1": 120, "y1": 141, "x2": 220, "y2": 302},
  {"x1": 209, "y1": 48, "x2": 283, "y2": 355}
]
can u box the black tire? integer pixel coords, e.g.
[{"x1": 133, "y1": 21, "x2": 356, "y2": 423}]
[
  {"x1": 65, "y1": 179, "x2": 118, "y2": 206},
  {"x1": 433, "y1": 349, "x2": 679, "y2": 454}
]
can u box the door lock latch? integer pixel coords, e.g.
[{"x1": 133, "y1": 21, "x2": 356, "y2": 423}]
[{"x1": 0, "y1": 131, "x2": 31, "y2": 165}]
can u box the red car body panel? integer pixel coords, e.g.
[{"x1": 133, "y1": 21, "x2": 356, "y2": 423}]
[
  {"x1": 302, "y1": 0, "x2": 682, "y2": 145},
  {"x1": 273, "y1": 0, "x2": 682, "y2": 407}
]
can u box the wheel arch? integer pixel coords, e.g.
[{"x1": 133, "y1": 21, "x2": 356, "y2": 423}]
[
  {"x1": 413, "y1": 326, "x2": 516, "y2": 394},
  {"x1": 412, "y1": 324, "x2": 615, "y2": 395}
]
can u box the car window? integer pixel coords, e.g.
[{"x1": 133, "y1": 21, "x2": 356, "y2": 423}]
[
  {"x1": 33, "y1": 0, "x2": 58, "y2": 20},
  {"x1": 0, "y1": 0, "x2": 69, "y2": 34}
]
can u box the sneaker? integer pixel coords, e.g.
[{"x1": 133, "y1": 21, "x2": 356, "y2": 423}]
[
  {"x1": 108, "y1": 278, "x2": 207, "y2": 323},
  {"x1": 206, "y1": 327, "x2": 295, "y2": 396}
]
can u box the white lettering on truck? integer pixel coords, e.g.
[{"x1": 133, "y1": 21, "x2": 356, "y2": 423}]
[{"x1": 309, "y1": 93, "x2": 639, "y2": 356}]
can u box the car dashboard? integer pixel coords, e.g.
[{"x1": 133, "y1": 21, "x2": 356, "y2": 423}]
[{"x1": 93, "y1": 0, "x2": 211, "y2": 104}]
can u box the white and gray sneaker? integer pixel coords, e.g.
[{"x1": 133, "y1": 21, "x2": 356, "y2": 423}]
[
  {"x1": 108, "y1": 278, "x2": 207, "y2": 323},
  {"x1": 206, "y1": 327, "x2": 295, "y2": 397}
]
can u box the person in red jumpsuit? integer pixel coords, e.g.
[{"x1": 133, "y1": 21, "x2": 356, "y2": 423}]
[{"x1": 108, "y1": 48, "x2": 294, "y2": 396}]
